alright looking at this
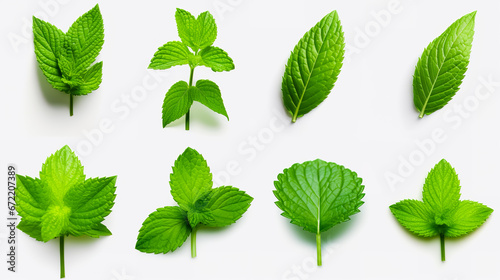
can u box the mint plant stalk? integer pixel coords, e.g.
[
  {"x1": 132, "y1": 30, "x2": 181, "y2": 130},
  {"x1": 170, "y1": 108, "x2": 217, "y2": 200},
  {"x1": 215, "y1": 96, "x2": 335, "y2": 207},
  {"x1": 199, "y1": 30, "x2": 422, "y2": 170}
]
[
  {"x1": 390, "y1": 159, "x2": 493, "y2": 261},
  {"x1": 136, "y1": 147, "x2": 252, "y2": 257},
  {"x1": 33, "y1": 4, "x2": 104, "y2": 116},
  {"x1": 15, "y1": 146, "x2": 117, "y2": 278},
  {"x1": 149, "y1": 9, "x2": 234, "y2": 130}
]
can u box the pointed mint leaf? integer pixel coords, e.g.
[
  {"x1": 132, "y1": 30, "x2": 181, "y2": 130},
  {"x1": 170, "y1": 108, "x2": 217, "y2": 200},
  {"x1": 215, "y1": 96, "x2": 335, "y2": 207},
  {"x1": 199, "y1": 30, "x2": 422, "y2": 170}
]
[
  {"x1": 274, "y1": 159, "x2": 364, "y2": 265},
  {"x1": 413, "y1": 11, "x2": 475, "y2": 118},
  {"x1": 202, "y1": 186, "x2": 253, "y2": 227},
  {"x1": 15, "y1": 175, "x2": 50, "y2": 222},
  {"x1": 199, "y1": 46, "x2": 234, "y2": 72},
  {"x1": 149, "y1": 41, "x2": 193, "y2": 70},
  {"x1": 282, "y1": 11, "x2": 345, "y2": 123},
  {"x1": 175, "y1": 9, "x2": 216, "y2": 52},
  {"x1": 170, "y1": 147, "x2": 212, "y2": 210},
  {"x1": 72, "y1": 61, "x2": 103, "y2": 96},
  {"x1": 135, "y1": 206, "x2": 191, "y2": 254},
  {"x1": 162, "y1": 81, "x2": 193, "y2": 127},
  {"x1": 389, "y1": 199, "x2": 438, "y2": 237},
  {"x1": 190, "y1": 79, "x2": 229, "y2": 120},
  {"x1": 422, "y1": 159, "x2": 461, "y2": 217},
  {"x1": 445, "y1": 200, "x2": 493, "y2": 237}
]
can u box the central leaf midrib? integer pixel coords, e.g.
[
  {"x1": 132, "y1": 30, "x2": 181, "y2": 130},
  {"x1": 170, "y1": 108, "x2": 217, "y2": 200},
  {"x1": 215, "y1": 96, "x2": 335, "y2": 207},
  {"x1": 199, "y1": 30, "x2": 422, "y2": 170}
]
[{"x1": 293, "y1": 17, "x2": 336, "y2": 120}]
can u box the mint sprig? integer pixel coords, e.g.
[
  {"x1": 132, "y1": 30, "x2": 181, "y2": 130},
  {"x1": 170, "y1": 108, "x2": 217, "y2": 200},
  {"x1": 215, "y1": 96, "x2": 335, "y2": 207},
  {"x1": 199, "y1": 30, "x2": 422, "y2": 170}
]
[
  {"x1": 390, "y1": 159, "x2": 493, "y2": 261},
  {"x1": 33, "y1": 4, "x2": 104, "y2": 116},
  {"x1": 149, "y1": 8, "x2": 234, "y2": 130},
  {"x1": 135, "y1": 147, "x2": 252, "y2": 257},
  {"x1": 15, "y1": 145, "x2": 117, "y2": 278}
]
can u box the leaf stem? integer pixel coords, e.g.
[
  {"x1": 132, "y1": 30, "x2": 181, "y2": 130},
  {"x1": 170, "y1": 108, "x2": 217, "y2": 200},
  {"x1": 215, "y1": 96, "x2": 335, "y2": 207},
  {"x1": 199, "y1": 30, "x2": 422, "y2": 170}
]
[
  {"x1": 60, "y1": 236, "x2": 65, "y2": 278},
  {"x1": 186, "y1": 67, "x2": 195, "y2": 130},
  {"x1": 191, "y1": 227, "x2": 197, "y2": 258},
  {"x1": 419, "y1": 111, "x2": 424, "y2": 118},
  {"x1": 316, "y1": 233, "x2": 322, "y2": 266},
  {"x1": 440, "y1": 233, "x2": 445, "y2": 262},
  {"x1": 69, "y1": 93, "x2": 74, "y2": 116}
]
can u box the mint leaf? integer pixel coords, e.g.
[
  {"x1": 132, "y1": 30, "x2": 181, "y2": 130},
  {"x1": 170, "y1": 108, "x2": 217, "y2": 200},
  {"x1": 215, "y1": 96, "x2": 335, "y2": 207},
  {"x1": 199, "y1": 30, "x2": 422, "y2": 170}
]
[
  {"x1": 413, "y1": 11, "x2": 475, "y2": 118},
  {"x1": 33, "y1": 4, "x2": 105, "y2": 116},
  {"x1": 199, "y1": 46, "x2": 234, "y2": 72},
  {"x1": 191, "y1": 80, "x2": 229, "y2": 119},
  {"x1": 175, "y1": 9, "x2": 217, "y2": 52},
  {"x1": 170, "y1": 147, "x2": 212, "y2": 210},
  {"x1": 149, "y1": 41, "x2": 192, "y2": 70},
  {"x1": 162, "y1": 81, "x2": 193, "y2": 127},
  {"x1": 150, "y1": 8, "x2": 233, "y2": 130},
  {"x1": 389, "y1": 159, "x2": 493, "y2": 261},
  {"x1": 15, "y1": 145, "x2": 117, "y2": 278},
  {"x1": 274, "y1": 159, "x2": 364, "y2": 266},
  {"x1": 136, "y1": 147, "x2": 253, "y2": 258},
  {"x1": 202, "y1": 186, "x2": 253, "y2": 227},
  {"x1": 282, "y1": 11, "x2": 345, "y2": 123},
  {"x1": 136, "y1": 206, "x2": 191, "y2": 254}
]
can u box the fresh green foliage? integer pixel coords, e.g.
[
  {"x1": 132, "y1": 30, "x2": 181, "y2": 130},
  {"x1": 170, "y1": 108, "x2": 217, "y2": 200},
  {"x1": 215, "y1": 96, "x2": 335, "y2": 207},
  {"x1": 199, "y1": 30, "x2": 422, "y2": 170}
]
[
  {"x1": 15, "y1": 145, "x2": 117, "y2": 278},
  {"x1": 413, "y1": 12, "x2": 476, "y2": 118},
  {"x1": 136, "y1": 147, "x2": 252, "y2": 257},
  {"x1": 390, "y1": 159, "x2": 493, "y2": 261},
  {"x1": 149, "y1": 8, "x2": 234, "y2": 130},
  {"x1": 274, "y1": 159, "x2": 364, "y2": 266},
  {"x1": 282, "y1": 11, "x2": 345, "y2": 123},
  {"x1": 33, "y1": 4, "x2": 104, "y2": 116}
]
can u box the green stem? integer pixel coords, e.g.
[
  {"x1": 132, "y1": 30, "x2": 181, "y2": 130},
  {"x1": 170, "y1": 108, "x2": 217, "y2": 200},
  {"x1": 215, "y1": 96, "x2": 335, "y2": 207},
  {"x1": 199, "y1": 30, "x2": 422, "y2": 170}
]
[
  {"x1": 316, "y1": 233, "x2": 322, "y2": 266},
  {"x1": 69, "y1": 93, "x2": 74, "y2": 116},
  {"x1": 419, "y1": 111, "x2": 424, "y2": 118},
  {"x1": 191, "y1": 227, "x2": 197, "y2": 258},
  {"x1": 186, "y1": 67, "x2": 195, "y2": 130},
  {"x1": 440, "y1": 233, "x2": 445, "y2": 262},
  {"x1": 60, "y1": 236, "x2": 65, "y2": 278}
]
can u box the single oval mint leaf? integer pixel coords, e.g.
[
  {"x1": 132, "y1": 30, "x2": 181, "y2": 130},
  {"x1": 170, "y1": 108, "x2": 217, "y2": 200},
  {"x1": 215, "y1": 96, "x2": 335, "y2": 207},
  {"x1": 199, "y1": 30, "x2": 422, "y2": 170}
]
[
  {"x1": 282, "y1": 11, "x2": 345, "y2": 123},
  {"x1": 15, "y1": 145, "x2": 117, "y2": 278},
  {"x1": 149, "y1": 8, "x2": 233, "y2": 130},
  {"x1": 33, "y1": 4, "x2": 104, "y2": 116},
  {"x1": 390, "y1": 159, "x2": 493, "y2": 261},
  {"x1": 136, "y1": 147, "x2": 253, "y2": 258},
  {"x1": 413, "y1": 11, "x2": 476, "y2": 118},
  {"x1": 274, "y1": 159, "x2": 364, "y2": 266}
]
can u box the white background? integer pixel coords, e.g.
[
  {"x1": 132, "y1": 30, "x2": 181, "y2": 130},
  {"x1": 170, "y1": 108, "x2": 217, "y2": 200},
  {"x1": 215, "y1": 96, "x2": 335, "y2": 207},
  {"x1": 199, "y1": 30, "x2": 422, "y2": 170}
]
[{"x1": 1, "y1": 0, "x2": 500, "y2": 279}]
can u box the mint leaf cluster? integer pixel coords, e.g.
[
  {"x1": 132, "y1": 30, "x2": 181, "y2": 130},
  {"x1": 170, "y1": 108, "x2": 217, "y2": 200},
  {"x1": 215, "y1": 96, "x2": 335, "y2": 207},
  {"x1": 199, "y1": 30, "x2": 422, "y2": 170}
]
[
  {"x1": 282, "y1": 11, "x2": 345, "y2": 123},
  {"x1": 33, "y1": 4, "x2": 104, "y2": 116},
  {"x1": 390, "y1": 159, "x2": 493, "y2": 261},
  {"x1": 413, "y1": 12, "x2": 475, "y2": 118},
  {"x1": 149, "y1": 8, "x2": 234, "y2": 130},
  {"x1": 274, "y1": 159, "x2": 365, "y2": 266},
  {"x1": 135, "y1": 147, "x2": 252, "y2": 257},
  {"x1": 15, "y1": 145, "x2": 117, "y2": 278}
]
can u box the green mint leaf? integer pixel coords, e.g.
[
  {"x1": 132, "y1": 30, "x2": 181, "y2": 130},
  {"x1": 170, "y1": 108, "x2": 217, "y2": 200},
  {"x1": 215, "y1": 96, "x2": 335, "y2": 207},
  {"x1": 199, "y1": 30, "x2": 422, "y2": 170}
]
[
  {"x1": 15, "y1": 145, "x2": 117, "y2": 277},
  {"x1": 136, "y1": 147, "x2": 253, "y2": 257},
  {"x1": 32, "y1": 4, "x2": 104, "y2": 116},
  {"x1": 422, "y1": 159, "x2": 461, "y2": 216},
  {"x1": 66, "y1": 4, "x2": 104, "y2": 76},
  {"x1": 71, "y1": 61, "x2": 103, "y2": 96},
  {"x1": 445, "y1": 200, "x2": 493, "y2": 237},
  {"x1": 190, "y1": 79, "x2": 229, "y2": 120},
  {"x1": 162, "y1": 81, "x2": 193, "y2": 127},
  {"x1": 390, "y1": 159, "x2": 493, "y2": 261},
  {"x1": 413, "y1": 11, "x2": 475, "y2": 118},
  {"x1": 199, "y1": 46, "x2": 234, "y2": 72},
  {"x1": 282, "y1": 11, "x2": 345, "y2": 123},
  {"x1": 175, "y1": 9, "x2": 217, "y2": 52},
  {"x1": 149, "y1": 41, "x2": 192, "y2": 70},
  {"x1": 202, "y1": 186, "x2": 253, "y2": 227},
  {"x1": 15, "y1": 175, "x2": 49, "y2": 222},
  {"x1": 32, "y1": 16, "x2": 67, "y2": 92},
  {"x1": 135, "y1": 206, "x2": 191, "y2": 254},
  {"x1": 170, "y1": 147, "x2": 212, "y2": 210},
  {"x1": 389, "y1": 199, "x2": 438, "y2": 237},
  {"x1": 274, "y1": 159, "x2": 364, "y2": 266}
]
